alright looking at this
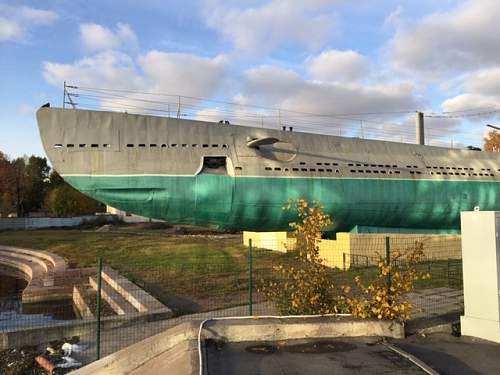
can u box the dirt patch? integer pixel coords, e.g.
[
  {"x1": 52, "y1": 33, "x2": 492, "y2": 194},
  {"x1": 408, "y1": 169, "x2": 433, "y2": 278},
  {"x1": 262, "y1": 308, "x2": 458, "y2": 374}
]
[{"x1": 0, "y1": 337, "x2": 83, "y2": 374}]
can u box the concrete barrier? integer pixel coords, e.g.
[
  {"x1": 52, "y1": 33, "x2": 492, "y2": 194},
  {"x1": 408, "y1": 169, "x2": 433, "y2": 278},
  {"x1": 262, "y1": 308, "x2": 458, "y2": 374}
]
[
  {"x1": 72, "y1": 316, "x2": 404, "y2": 375},
  {"x1": 0, "y1": 215, "x2": 114, "y2": 230},
  {"x1": 242, "y1": 231, "x2": 461, "y2": 270}
]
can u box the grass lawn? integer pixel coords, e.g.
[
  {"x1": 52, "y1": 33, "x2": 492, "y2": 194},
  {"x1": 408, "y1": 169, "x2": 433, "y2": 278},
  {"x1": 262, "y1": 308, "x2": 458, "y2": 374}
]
[{"x1": 0, "y1": 227, "x2": 461, "y2": 315}]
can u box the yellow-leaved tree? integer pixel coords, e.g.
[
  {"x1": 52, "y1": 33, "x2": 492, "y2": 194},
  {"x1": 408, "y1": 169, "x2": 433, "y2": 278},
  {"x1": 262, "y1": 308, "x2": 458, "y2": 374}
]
[
  {"x1": 344, "y1": 242, "x2": 430, "y2": 322},
  {"x1": 484, "y1": 130, "x2": 500, "y2": 152},
  {"x1": 260, "y1": 199, "x2": 348, "y2": 315}
]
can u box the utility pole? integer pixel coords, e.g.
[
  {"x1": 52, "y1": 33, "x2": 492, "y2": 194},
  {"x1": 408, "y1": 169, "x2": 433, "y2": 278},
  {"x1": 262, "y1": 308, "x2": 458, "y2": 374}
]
[{"x1": 416, "y1": 111, "x2": 424, "y2": 145}]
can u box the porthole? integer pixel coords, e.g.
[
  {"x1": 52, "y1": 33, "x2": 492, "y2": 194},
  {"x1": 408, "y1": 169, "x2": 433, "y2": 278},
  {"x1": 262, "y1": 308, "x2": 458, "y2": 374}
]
[
  {"x1": 300, "y1": 162, "x2": 306, "y2": 165},
  {"x1": 91, "y1": 144, "x2": 98, "y2": 148},
  {"x1": 310, "y1": 168, "x2": 316, "y2": 172},
  {"x1": 292, "y1": 168, "x2": 299, "y2": 171},
  {"x1": 103, "y1": 144, "x2": 111, "y2": 148},
  {"x1": 301, "y1": 168, "x2": 307, "y2": 172},
  {"x1": 380, "y1": 170, "x2": 386, "y2": 174},
  {"x1": 222, "y1": 144, "x2": 228, "y2": 148},
  {"x1": 171, "y1": 144, "x2": 177, "y2": 147},
  {"x1": 161, "y1": 144, "x2": 168, "y2": 148},
  {"x1": 67, "y1": 144, "x2": 74, "y2": 148},
  {"x1": 79, "y1": 144, "x2": 86, "y2": 148},
  {"x1": 265, "y1": 167, "x2": 272, "y2": 171},
  {"x1": 202, "y1": 144, "x2": 209, "y2": 148},
  {"x1": 274, "y1": 167, "x2": 281, "y2": 171},
  {"x1": 326, "y1": 169, "x2": 332, "y2": 172},
  {"x1": 235, "y1": 167, "x2": 242, "y2": 170},
  {"x1": 127, "y1": 144, "x2": 134, "y2": 148},
  {"x1": 192, "y1": 144, "x2": 198, "y2": 147},
  {"x1": 139, "y1": 144, "x2": 146, "y2": 148},
  {"x1": 182, "y1": 144, "x2": 187, "y2": 147},
  {"x1": 350, "y1": 170, "x2": 356, "y2": 173},
  {"x1": 318, "y1": 168, "x2": 324, "y2": 172},
  {"x1": 212, "y1": 144, "x2": 218, "y2": 147},
  {"x1": 150, "y1": 144, "x2": 157, "y2": 147}
]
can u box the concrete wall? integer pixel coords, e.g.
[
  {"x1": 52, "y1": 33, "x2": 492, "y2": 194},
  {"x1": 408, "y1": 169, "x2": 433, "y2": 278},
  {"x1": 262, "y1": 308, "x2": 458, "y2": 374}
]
[
  {"x1": 319, "y1": 233, "x2": 461, "y2": 269},
  {"x1": 0, "y1": 215, "x2": 114, "y2": 230},
  {"x1": 106, "y1": 205, "x2": 164, "y2": 223},
  {"x1": 243, "y1": 231, "x2": 461, "y2": 270}
]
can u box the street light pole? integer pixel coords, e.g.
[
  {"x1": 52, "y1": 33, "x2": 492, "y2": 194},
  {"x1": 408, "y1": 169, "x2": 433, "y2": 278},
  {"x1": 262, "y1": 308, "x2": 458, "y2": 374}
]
[{"x1": 486, "y1": 124, "x2": 500, "y2": 131}]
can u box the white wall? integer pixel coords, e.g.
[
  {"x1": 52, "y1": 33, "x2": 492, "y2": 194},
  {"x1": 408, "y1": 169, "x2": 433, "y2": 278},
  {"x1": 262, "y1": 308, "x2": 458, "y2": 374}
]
[{"x1": 0, "y1": 215, "x2": 114, "y2": 230}]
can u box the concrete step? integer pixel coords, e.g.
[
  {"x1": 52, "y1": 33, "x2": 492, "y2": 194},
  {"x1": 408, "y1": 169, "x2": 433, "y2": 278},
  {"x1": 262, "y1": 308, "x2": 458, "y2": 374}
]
[
  {"x1": 0, "y1": 245, "x2": 66, "y2": 273},
  {"x1": 101, "y1": 267, "x2": 166, "y2": 312},
  {"x1": 89, "y1": 276, "x2": 136, "y2": 315},
  {"x1": 0, "y1": 249, "x2": 50, "y2": 272}
]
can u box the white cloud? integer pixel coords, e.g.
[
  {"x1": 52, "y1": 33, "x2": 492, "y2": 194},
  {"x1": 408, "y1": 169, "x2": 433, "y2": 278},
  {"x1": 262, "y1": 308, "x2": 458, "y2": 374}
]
[
  {"x1": 0, "y1": 16, "x2": 22, "y2": 41},
  {"x1": 203, "y1": 0, "x2": 335, "y2": 53},
  {"x1": 241, "y1": 64, "x2": 417, "y2": 115},
  {"x1": 43, "y1": 51, "x2": 144, "y2": 89},
  {"x1": 388, "y1": 0, "x2": 500, "y2": 79},
  {"x1": 383, "y1": 5, "x2": 403, "y2": 29},
  {"x1": 0, "y1": 5, "x2": 57, "y2": 42},
  {"x1": 79, "y1": 23, "x2": 138, "y2": 52},
  {"x1": 43, "y1": 50, "x2": 227, "y2": 103},
  {"x1": 464, "y1": 67, "x2": 500, "y2": 97},
  {"x1": 138, "y1": 51, "x2": 226, "y2": 97},
  {"x1": 16, "y1": 103, "x2": 34, "y2": 116},
  {"x1": 18, "y1": 6, "x2": 58, "y2": 24},
  {"x1": 306, "y1": 50, "x2": 369, "y2": 82}
]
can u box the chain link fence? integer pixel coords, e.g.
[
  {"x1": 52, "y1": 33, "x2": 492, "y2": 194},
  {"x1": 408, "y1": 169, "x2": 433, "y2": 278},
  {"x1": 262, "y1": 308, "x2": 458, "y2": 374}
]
[{"x1": 0, "y1": 233, "x2": 464, "y2": 373}]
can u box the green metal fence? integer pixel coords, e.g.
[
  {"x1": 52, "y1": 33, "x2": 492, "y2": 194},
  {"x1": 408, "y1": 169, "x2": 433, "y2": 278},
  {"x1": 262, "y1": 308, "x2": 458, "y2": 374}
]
[{"x1": 0, "y1": 233, "x2": 464, "y2": 373}]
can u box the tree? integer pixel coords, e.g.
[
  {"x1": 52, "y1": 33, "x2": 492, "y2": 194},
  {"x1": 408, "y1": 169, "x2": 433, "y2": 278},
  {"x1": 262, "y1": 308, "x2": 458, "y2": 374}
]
[
  {"x1": 23, "y1": 156, "x2": 50, "y2": 212},
  {"x1": 484, "y1": 130, "x2": 500, "y2": 152},
  {"x1": 260, "y1": 199, "x2": 348, "y2": 315},
  {"x1": 44, "y1": 184, "x2": 101, "y2": 217},
  {"x1": 0, "y1": 152, "x2": 14, "y2": 216},
  {"x1": 10, "y1": 157, "x2": 27, "y2": 217}
]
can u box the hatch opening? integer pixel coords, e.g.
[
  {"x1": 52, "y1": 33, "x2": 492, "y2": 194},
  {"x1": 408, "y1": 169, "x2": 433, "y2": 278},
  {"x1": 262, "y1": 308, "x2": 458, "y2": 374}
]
[{"x1": 200, "y1": 156, "x2": 227, "y2": 175}]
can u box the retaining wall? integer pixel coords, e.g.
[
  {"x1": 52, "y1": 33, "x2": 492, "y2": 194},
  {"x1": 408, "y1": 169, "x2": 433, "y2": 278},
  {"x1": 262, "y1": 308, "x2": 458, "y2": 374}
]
[{"x1": 0, "y1": 215, "x2": 114, "y2": 230}]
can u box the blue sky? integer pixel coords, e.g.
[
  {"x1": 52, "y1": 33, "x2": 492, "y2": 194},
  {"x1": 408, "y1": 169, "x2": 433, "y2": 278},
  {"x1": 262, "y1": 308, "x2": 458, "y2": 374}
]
[{"x1": 1, "y1": 0, "x2": 500, "y2": 159}]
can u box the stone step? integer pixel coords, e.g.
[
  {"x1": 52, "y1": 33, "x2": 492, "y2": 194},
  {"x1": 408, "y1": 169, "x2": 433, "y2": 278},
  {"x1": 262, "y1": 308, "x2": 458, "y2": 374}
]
[
  {"x1": 89, "y1": 276, "x2": 136, "y2": 315},
  {"x1": 0, "y1": 245, "x2": 66, "y2": 273},
  {"x1": 0, "y1": 249, "x2": 50, "y2": 272},
  {"x1": 101, "y1": 267, "x2": 166, "y2": 312}
]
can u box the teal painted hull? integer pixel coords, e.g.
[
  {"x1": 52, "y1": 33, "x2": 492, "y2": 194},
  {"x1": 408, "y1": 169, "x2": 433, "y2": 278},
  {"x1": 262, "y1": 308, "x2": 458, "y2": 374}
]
[{"x1": 65, "y1": 175, "x2": 500, "y2": 231}]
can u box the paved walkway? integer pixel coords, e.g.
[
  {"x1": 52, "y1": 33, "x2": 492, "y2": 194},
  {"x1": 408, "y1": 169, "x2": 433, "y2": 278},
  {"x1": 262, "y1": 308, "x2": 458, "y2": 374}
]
[{"x1": 406, "y1": 287, "x2": 463, "y2": 319}]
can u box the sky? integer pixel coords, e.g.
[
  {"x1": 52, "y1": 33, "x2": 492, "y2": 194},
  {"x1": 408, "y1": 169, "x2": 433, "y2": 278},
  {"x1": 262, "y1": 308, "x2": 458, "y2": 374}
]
[{"x1": 1, "y1": 0, "x2": 500, "y2": 159}]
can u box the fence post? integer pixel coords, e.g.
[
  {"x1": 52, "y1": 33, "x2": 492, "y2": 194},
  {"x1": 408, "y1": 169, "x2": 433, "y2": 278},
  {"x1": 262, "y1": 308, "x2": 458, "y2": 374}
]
[
  {"x1": 96, "y1": 256, "x2": 103, "y2": 360},
  {"x1": 248, "y1": 239, "x2": 253, "y2": 316},
  {"x1": 447, "y1": 258, "x2": 450, "y2": 288},
  {"x1": 342, "y1": 253, "x2": 346, "y2": 271},
  {"x1": 385, "y1": 237, "x2": 392, "y2": 293}
]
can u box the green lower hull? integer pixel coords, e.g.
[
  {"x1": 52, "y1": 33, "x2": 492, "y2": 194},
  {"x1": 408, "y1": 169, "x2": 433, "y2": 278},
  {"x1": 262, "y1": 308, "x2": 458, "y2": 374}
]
[{"x1": 65, "y1": 175, "x2": 500, "y2": 232}]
